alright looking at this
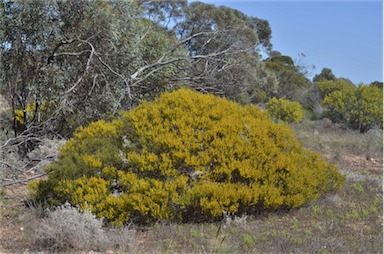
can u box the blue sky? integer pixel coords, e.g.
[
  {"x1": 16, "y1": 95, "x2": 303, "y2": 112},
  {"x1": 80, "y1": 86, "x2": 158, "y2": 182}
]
[{"x1": 197, "y1": 0, "x2": 383, "y2": 84}]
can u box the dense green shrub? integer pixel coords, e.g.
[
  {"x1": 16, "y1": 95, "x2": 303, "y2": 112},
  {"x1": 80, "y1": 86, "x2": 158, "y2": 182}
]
[
  {"x1": 323, "y1": 84, "x2": 383, "y2": 132},
  {"x1": 315, "y1": 79, "x2": 355, "y2": 99},
  {"x1": 266, "y1": 97, "x2": 304, "y2": 123},
  {"x1": 30, "y1": 89, "x2": 344, "y2": 225}
]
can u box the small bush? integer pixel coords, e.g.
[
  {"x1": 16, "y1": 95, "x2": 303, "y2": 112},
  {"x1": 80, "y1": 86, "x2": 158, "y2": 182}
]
[
  {"x1": 35, "y1": 202, "x2": 133, "y2": 252},
  {"x1": 31, "y1": 88, "x2": 344, "y2": 225},
  {"x1": 323, "y1": 84, "x2": 383, "y2": 132},
  {"x1": 36, "y1": 202, "x2": 104, "y2": 251},
  {"x1": 266, "y1": 97, "x2": 304, "y2": 123}
]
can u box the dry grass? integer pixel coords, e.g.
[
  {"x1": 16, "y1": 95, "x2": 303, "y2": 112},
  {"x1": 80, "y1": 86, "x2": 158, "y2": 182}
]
[
  {"x1": 292, "y1": 119, "x2": 382, "y2": 167},
  {"x1": 0, "y1": 119, "x2": 382, "y2": 253}
]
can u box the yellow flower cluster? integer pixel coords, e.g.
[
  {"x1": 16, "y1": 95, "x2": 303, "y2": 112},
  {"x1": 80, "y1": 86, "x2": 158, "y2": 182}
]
[
  {"x1": 30, "y1": 88, "x2": 344, "y2": 225},
  {"x1": 14, "y1": 101, "x2": 48, "y2": 125}
]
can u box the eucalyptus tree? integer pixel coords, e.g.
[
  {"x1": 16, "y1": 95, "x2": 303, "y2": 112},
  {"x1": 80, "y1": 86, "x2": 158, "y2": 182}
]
[
  {"x1": 1, "y1": 0, "x2": 278, "y2": 135},
  {"x1": 0, "y1": 0, "x2": 282, "y2": 187},
  {"x1": 313, "y1": 67, "x2": 337, "y2": 83},
  {"x1": 173, "y1": 1, "x2": 277, "y2": 103},
  {"x1": 0, "y1": 0, "x2": 188, "y2": 187},
  {"x1": 264, "y1": 51, "x2": 311, "y2": 103},
  {"x1": 0, "y1": 0, "x2": 187, "y2": 136},
  {"x1": 369, "y1": 81, "x2": 383, "y2": 89}
]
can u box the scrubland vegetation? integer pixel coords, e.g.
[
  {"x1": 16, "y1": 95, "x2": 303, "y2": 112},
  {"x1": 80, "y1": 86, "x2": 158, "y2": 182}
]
[
  {"x1": 1, "y1": 90, "x2": 382, "y2": 253},
  {"x1": 29, "y1": 89, "x2": 344, "y2": 226},
  {"x1": 0, "y1": 130, "x2": 382, "y2": 253},
  {"x1": 0, "y1": 1, "x2": 382, "y2": 253}
]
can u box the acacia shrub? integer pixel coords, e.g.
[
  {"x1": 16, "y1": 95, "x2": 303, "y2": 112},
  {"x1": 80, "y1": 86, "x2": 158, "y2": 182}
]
[
  {"x1": 315, "y1": 79, "x2": 355, "y2": 99},
  {"x1": 265, "y1": 97, "x2": 304, "y2": 123},
  {"x1": 323, "y1": 84, "x2": 383, "y2": 132},
  {"x1": 30, "y1": 89, "x2": 344, "y2": 225}
]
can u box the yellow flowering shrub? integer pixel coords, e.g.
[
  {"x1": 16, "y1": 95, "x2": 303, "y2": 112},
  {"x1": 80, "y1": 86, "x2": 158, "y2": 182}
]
[
  {"x1": 266, "y1": 97, "x2": 304, "y2": 123},
  {"x1": 323, "y1": 84, "x2": 382, "y2": 132},
  {"x1": 30, "y1": 89, "x2": 344, "y2": 225}
]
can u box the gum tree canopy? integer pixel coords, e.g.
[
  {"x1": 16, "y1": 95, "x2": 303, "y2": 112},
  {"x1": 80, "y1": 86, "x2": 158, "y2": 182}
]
[
  {"x1": 0, "y1": 0, "x2": 275, "y2": 137},
  {"x1": 0, "y1": 0, "x2": 281, "y2": 188}
]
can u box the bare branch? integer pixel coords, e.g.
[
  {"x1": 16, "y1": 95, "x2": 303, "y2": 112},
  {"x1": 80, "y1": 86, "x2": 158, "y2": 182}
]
[
  {"x1": 47, "y1": 39, "x2": 76, "y2": 64},
  {"x1": 53, "y1": 50, "x2": 92, "y2": 58},
  {"x1": 63, "y1": 40, "x2": 96, "y2": 96},
  {"x1": 49, "y1": 38, "x2": 133, "y2": 111},
  {"x1": 129, "y1": 28, "x2": 257, "y2": 90},
  {"x1": 0, "y1": 172, "x2": 49, "y2": 187},
  {"x1": 130, "y1": 44, "x2": 251, "y2": 90},
  {"x1": 0, "y1": 133, "x2": 41, "y2": 150},
  {"x1": 0, "y1": 160, "x2": 21, "y2": 171},
  {"x1": 130, "y1": 31, "x2": 216, "y2": 80},
  {"x1": 95, "y1": 54, "x2": 132, "y2": 111}
]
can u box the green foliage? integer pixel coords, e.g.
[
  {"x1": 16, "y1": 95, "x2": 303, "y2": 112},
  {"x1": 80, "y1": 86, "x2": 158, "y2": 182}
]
[
  {"x1": 31, "y1": 89, "x2": 344, "y2": 225},
  {"x1": 0, "y1": 0, "x2": 190, "y2": 135},
  {"x1": 264, "y1": 51, "x2": 311, "y2": 101},
  {"x1": 369, "y1": 81, "x2": 383, "y2": 89},
  {"x1": 175, "y1": 2, "x2": 278, "y2": 103},
  {"x1": 233, "y1": 55, "x2": 278, "y2": 104},
  {"x1": 312, "y1": 67, "x2": 336, "y2": 83},
  {"x1": 323, "y1": 84, "x2": 383, "y2": 132},
  {"x1": 1, "y1": 0, "x2": 278, "y2": 135},
  {"x1": 266, "y1": 97, "x2": 304, "y2": 123},
  {"x1": 315, "y1": 79, "x2": 356, "y2": 99},
  {"x1": 177, "y1": 2, "x2": 268, "y2": 51}
]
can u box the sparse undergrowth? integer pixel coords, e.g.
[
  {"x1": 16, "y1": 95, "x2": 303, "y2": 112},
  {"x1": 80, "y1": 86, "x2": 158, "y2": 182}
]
[{"x1": 292, "y1": 119, "x2": 383, "y2": 175}]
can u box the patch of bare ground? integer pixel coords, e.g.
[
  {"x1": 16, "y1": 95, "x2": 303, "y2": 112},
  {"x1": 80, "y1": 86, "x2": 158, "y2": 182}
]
[
  {"x1": 0, "y1": 173, "x2": 37, "y2": 253},
  {"x1": 339, "y1": 154, "x2": 382, "y2": 174},
  {"x1": 0, "y1": 203, "x2": 31, "y2": 253}
]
